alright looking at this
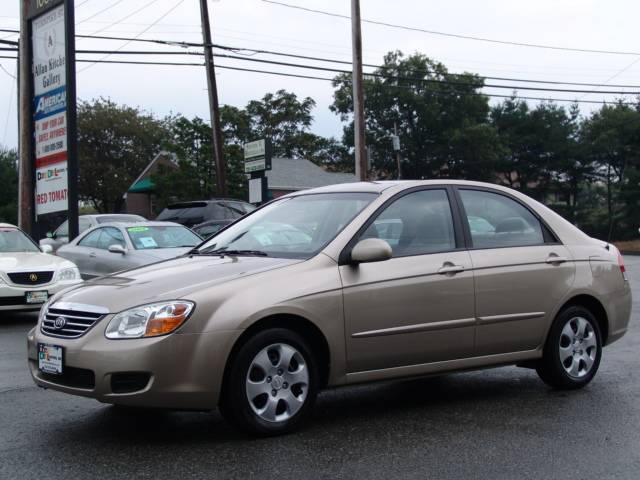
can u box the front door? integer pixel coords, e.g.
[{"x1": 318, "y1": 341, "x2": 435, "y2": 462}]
[{"x1": 340, "y1": 188, "x2": 476, "y2": 373}]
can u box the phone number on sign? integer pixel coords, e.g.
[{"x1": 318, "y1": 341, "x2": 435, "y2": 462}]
[{"x1": 36, "y1": 188, "x2": 68, "y2": 205}]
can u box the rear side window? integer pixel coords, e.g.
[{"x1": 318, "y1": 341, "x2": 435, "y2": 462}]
[
  {"x1": 459, "y1": 189, "x2": 544, "y2": 248},
  {"x1": 360, "y1": 189, "x2": 456, "y2": 257}
]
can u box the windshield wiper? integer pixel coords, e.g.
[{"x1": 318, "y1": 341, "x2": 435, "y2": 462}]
[{"x1": 204, "y1": 249, "x2": 269, "y2": 257}]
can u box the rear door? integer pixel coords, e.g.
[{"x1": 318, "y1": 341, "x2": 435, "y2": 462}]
[
  {"x1": 456, "y1": 187, "x2": 575, "y2": 356},
  {"x1": 340, "y1": 187, "x2": 476, "y2": 373}
]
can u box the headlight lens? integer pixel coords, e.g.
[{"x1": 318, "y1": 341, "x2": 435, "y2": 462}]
[
  {"x1": 57, "y1": 267, "x2": 80, "y2": 281},
  {"x1": 105, "y1": 301, "x2": 194, "y2": 339}
]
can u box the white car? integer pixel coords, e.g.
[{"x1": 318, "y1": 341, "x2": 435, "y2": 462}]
[{"x1": 0, "y1": 223, "x2": 83, "y2": 311}]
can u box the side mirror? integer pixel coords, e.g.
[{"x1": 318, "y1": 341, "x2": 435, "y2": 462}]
[
  {"x1": 108, "y1": 244, "x2": 126, "y2": 255},
  {"x1": 41, "y1": 244, "x2": 53, "y2": 254},
  {"x1": 46, "y1": 232, "x2": 54, "y2": 239},
  {"x1": 350, "y1": 238, "x2": 392, "y2": 264}
]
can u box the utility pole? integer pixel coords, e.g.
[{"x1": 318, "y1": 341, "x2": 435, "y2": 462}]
[
  {"x1": 18, "y1": 0, "x2": 33, "y2": 234},
  {"x1": 199, "y1": 0, "x2": 227, "y2": 197},
  {"x1": 393, "y1": 122, "x2": 402, "y2": 180},
  {"x1": 351, "y1": 0, "x2": 367, "y2": 181}
]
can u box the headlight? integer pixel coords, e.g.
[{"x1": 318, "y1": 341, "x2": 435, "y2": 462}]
[
  {"x1": 57, "y1": 267, "x2": 80, "y2": 281},
  {"x1": 105, "y1": 301, "x2": 194, "y2": 339}
]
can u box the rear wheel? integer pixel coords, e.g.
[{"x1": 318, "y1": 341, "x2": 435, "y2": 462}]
[
  {"x1": 220, "y1": 328, "x2": 318, "y2": 436},
  {"x1": 536, "y1": 306, "x2": 602, "y2": 389}
]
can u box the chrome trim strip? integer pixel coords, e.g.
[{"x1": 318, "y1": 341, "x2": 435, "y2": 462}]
[
  {"x1": 50, "y1": 302, "x2": 109, "y2": 314},
  {"x1": 352, "y1": 317, "x2": 476, "y2": 338},
  {"x1": 477, "y1": 312, "x2": 545, "y2": 325}
]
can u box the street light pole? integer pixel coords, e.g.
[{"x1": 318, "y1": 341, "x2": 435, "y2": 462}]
[
  {"x1": 199, "y1": 0, "x2": 227, "y2": 197},
  {"x1": 351, "y1": 0, "x2": 367, "y2": 181}
]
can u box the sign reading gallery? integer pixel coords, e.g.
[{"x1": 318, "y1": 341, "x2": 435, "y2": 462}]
[{"x1": 32, "y1": 3, "x2": 68, "y2": 215}]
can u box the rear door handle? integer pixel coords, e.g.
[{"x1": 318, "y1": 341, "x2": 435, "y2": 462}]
[
  {"x1": 546, "y1": 255, "x2": 568, "y2": 264},
  {"x1": 89, "y1": 252, "x2": 97, "y2": 258},
  {"x1": 438, "y1": 264, "x2": 465, "y2": 275}
]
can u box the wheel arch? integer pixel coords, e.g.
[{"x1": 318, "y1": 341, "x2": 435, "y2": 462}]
[
  {"x1": 220, "y1": 313, "x2": 332, "y2": 402},
  {"x1": 559, "y1": 294, "x2": 609, "y2": 344}
]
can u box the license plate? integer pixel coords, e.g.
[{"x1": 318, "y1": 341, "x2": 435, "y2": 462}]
[
  {"x1": 26, "y1": 291, "x2": 48, "y2": 304},
  {"x1": 38, "y1": 343, "x2": 63, "y2": 375}
]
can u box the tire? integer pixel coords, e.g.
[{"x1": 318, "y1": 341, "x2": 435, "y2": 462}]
[
  {"x1": 536, "y1": 305, "x2": 602, "y2": 389},
  {"x1": 219, "y1": 328, "x2": 319, "y2": 436}
]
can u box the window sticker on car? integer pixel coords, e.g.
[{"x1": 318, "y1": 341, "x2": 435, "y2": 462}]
[
  {"x1": 128, "y1": 226, "x2": 149, "y2": 233},
  {"x1": 139, "y1": 237, "x2": 158, "y2": 248}
]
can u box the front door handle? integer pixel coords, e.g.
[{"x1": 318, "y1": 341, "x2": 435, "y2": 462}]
[
  {"x1": 89, "y1": 252, "x2": 97, "y2": 258},
  {"x1": 546, "y1": 255, "x2": 568, "y2": 264},
  {"x1": 438, "y1": 264, "x2": 465, "y2": 275}
]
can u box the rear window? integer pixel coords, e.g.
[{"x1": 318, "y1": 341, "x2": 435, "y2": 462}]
[{"x1": 157, "y1": 201, "x2": 252, "y2": 226}]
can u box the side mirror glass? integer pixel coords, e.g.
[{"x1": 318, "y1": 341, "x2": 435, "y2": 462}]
[
  {"x1": 41, "y1": 244, "x2": 53, "y2": 254},
  {"x1": 46, "y1": 232, "x2": 54, "y2": 238},
  {"x1": 350, "y1": 238, "x2": 392, "y2": 264},
  {"x1": 108, "y1": 244, "x2": 126, "y2": 255}
]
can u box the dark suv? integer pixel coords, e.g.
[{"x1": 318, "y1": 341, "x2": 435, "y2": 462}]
[{"x1": 156, "y1": 199, "x2": 255, "y2": 228}]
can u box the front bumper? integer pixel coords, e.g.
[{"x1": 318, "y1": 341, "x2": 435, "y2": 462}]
[
  {"x1": 27, "y1": 319, "x2": 240, "y2": 410},
  {"x1": 0, "y1": 280, "x2": 82, "y2": 311}
]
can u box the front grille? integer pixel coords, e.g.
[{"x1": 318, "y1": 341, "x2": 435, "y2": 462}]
[
  {"x1": 8, "y1": 271, "x2": 54, "y2": 286},
  {"x1": 41, "y1": 306, "x2": 106, "y2": 339},
  {"x1": 39, "y1": 365, "x2": 95, "y2": 389}
]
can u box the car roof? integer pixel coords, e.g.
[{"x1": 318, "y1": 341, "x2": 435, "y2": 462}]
[
  {"x1": 0, "y1": 223, "x2": 18, "y2": 229},
  {"x1": 286, "y1": 179, "x2": 525, "y2": 197},
  {"x1": 89, "y1": 221, "x2": 184, "y2": 229}
]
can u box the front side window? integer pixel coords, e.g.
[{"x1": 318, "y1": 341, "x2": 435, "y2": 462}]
[
  {"x1": 199, "y1": 193, "x2": 377, "y2": 259},
  {"x1": 0, "y1": 228, "x2": 40, "y2": 252},
  {"x1": 359, "y1": 189, "x2": 456, "y2": 257},
  {"x1": 78, "y1": 229, "x2": 102, "y2": 248},
  {"x1": 127, "y1": 225, "x2": 201, "y2": 250},
  {"x1": 459, "y1": 189, "x2": 545, "y2": 248},
  {"x1": 97, "y1": 227, "x2": 126, "y2": 250}
]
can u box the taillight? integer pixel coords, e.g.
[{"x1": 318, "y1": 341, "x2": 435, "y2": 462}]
[{"x1": 617, "y1": 251, "x2": 628, "y2": 281}]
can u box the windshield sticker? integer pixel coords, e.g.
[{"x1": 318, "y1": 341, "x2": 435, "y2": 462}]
[
  {"x1": 139, "y1": 237, "x2": 158, "y2": 248},
  {"x1": 128, "y1": 226, "x2": 149, "y2": 233}
]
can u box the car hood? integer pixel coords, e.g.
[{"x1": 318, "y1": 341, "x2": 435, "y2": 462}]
[
  {"x1": 51, "y1": 254, "x2": 302, "y2": 312},
  {"x1": 131, "y1": 247, "x2": 194, "y2": 262},
  {"x1": 0, "y1": 251, "x2": 75, "y2": 272}
]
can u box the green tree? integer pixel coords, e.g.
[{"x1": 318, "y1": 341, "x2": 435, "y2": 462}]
[
  {"x1": 0, "y1": 147, "x2": 18, "y2": 224},
  {"x1": 580, "y1": 102, "x2": 640, "y2": 240},
  {"x1": 331, "y1": 51, "x2": 500, "y2": 179},
  {"x1": 77, "y1": 98, "x2": 169, "y2": 213}
]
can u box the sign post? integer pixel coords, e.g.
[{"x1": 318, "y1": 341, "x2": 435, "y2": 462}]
[
  {"x1": 244, "y1": 139, "x2": 271, "y2": 205},
  {"x1": 27, "y1": 0, "x2": 78, "y2": 240}
]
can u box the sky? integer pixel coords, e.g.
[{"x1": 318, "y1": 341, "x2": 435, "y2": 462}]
[{"x1": 2, "y1": 0, "x2": 640, "y2": 151}]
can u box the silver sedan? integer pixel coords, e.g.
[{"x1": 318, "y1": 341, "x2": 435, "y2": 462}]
[{"x1": 56, "y1": 221, "x2": 202, "y2": 279}]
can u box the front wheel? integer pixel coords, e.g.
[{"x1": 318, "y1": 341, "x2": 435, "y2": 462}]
[
  {"x1": 536, "y1": 306, "x2": 602, "y2": 389},
  {"x1": 220, "y1": 328, "x2": 318, "y2": 436}
]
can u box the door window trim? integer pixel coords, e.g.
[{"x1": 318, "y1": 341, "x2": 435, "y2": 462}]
[
  {"x1": 452, "y1": 186, "x2": 561, "y2": 251},
  {"x1": 338, "y1": 185, "x2": 466, "y2": 265}
]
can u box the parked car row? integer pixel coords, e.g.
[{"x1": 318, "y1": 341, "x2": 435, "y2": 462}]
[
  {"x1": 23, "y1": 180, "x2": 632, "y2": 437},
  {"x1": 1, "y1": 198, "x2": 255, "y2": 310}
]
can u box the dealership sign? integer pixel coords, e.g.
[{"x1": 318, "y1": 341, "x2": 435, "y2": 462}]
[{"x1": 32, "y1": 3, "x2": 69, "y2": 215}]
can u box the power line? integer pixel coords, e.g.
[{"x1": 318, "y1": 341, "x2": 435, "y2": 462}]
[
  {"x1": 1, "y1": 54, "x2": 634, "y2": 106},
  {"x1": 77, "y1": 0, "x2": 186, "y2": 73},
  {"x1": 261, "y1": 0, "x2": 640, "y2": 57},
  {"x1": 76, "y1": 0, "x2": 125, "y2": 25},
  {"x1": 84, "y1": 0, "x2": 162, "y2": 37}
]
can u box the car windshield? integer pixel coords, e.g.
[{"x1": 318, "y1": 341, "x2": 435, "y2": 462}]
[
  {"x1": 198, "y1": 193, "x2": 377, "y2": 259},
  {"x1": 126, "y1": 225, "x2": 202, "y2": 250},
  {"x1": 0, "y1": 228, "x2": 40, "y2": 253}
]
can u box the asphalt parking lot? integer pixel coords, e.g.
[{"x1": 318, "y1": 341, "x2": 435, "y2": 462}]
[{"x1": 1, "y1": 258, "x2": 639, "y2": 479}]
